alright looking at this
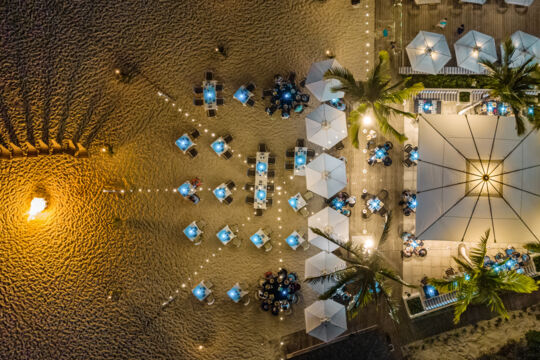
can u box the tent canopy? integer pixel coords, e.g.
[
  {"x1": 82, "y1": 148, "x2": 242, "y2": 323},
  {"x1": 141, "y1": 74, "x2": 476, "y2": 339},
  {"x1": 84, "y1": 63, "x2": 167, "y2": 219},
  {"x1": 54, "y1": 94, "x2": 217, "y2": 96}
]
[
  {"x1": 308, "y1": 207, "x2": 349, "y2": 252},
  {"x1": 306, "y1": 104, "x2": 347, "y2": 150},
  {"x1": 306, "y1": 153, "x2": 347, "y2": 198},
  {"x1": 406, "y1": 31, "x2": 451, "y2": 74},
  {"x1": 306, "y1": 59, "x2": 345, "y2": 102},
  {"x1": 455, "y1": 30, "x2": 497, "y2": 73},
  {"x1": 305, "y1": 251, "x2": 346, "y2": 294},
  {"x1": 305, "y1": 300, "x2": 347, "y2": 342}
]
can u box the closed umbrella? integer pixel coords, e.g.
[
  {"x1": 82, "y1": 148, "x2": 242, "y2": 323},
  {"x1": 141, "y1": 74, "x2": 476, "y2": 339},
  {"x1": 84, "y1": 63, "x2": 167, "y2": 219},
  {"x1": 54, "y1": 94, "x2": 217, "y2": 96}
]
[
  {"x1": 505, "y1": 31, "x2": 540, "y2": 67},
  {"x1": 306, "y1": 153, "x2": 347, "y2": 198},
  {"x1": 306, "y1": 59, "x2": 345, "y2": 102},
  {"x1": 306, "y1": 104, "x2": 347, "y2": 149},
  {"x1": 308, "y1": 207, "x2": 349, "y2": 252},
  {"x1": 406, "y1": 31, "x2": 451, "y2": 74},
  {"x1": 305, "y1": 251, "x2": 346, "y2": 294},
  {"x1": 455, "y1": 30, "x2": 497, "y2": 73},
  {"x1": 305, "y1": 300, "x2": 347, "y2": 342},
  {"x1": 504, "y1": 0, "x2": 534, "y2": 6}
]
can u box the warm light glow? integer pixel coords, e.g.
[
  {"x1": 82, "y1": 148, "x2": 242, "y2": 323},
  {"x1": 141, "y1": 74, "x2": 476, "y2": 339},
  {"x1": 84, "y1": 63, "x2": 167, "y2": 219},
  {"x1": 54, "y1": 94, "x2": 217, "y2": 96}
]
[
  {"x1": 364, "y1": 238, "x2": 374, "y2": 249},
  {"x1": 362, "y1": 115, "x2": 372, "y2": 126},
  {"x1": 28, "y1": 197, "x2": 47, "y2": 220}
]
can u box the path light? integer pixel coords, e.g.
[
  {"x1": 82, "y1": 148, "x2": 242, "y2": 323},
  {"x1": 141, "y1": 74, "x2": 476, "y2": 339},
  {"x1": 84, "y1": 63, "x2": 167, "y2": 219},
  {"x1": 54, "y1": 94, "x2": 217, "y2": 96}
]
[{"x1": 28, "y1": 197, "x2": 47, "y2": 220}]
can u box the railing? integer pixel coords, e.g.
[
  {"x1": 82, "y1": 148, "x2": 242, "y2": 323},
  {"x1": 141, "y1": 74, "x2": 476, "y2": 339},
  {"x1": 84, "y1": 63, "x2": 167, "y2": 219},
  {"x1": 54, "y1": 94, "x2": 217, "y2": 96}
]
[
  {"x1": 422, "y1": 291, "x2": 458, "y2": 311},
  {"x1": 399, "y1": 66, "x2": 489, "y2": 75}
]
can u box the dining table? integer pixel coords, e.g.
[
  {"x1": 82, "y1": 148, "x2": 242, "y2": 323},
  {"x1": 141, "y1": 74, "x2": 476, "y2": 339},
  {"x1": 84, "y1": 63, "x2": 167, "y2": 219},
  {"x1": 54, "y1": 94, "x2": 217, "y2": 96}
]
[
  {"x1": 408, "y1": 148, "x2": 419, "y2": 163},
  {"x1": 175, "y1": 133, "x2": 195, "y2": 154},
  {"x1": 366, "y1": 197, "x2": 384, "y2": 213},
  {"x1": 293, "y1": 147, "x2": 307, "y2": 176},
  {"x1": 288, "y1": 193, "x2": 307, "y2": 212},
  {"x1": 216, "y1": 225, "x2": 235, "y2": 245},
  {"x1": 330, "y1": 197, "x2": 346, "y2": 211},
  {"x1": 250, "y1": 228, "x2": 270, "y2": 248},
  {"x1": 285, "y1": 231, "x2": 305, "y2": 250},
  {"x1": 233, "y1": 85, "x2": 253, "y2": 105},
  {"x1": 178, "y1": 181, "x2": 197, "y2": 198},
  {"x1": 370, "y1": 146, "x2": 388, "y2": 163},
  {"x1": 213, "y1": 183, "x2": 231, "y2": 202},
  {"x1": 203, "y1": 80, "x2": 218, "y2": 111},
  {"x1": 184, "y1": 221, "x2": 203, "y2": 241},
  {"x1": 211, "y1": 137, "x2": 229, "y2": 157},
  {"x1": 192, "y1": 281, "x2": 211, "y2": 301},
  {"x1": 254, "y1": 152, "x2": 269, "y2": 209}
]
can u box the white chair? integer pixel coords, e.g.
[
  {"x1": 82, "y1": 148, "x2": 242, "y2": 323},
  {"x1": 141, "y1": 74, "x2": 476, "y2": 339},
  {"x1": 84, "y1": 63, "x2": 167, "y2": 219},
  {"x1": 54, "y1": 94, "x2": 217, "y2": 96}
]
[
  {"x1": 203, "y1": 280, "x2": 214, "y2": 289},
  {"x1": 299, "y1": 207, "x2": 309, "y2": 217},
  {"x1": 231, "y1": 237, "x2": 242, "y2": 247},
  {"x1": 263, "y1": 241, "x2": 273, "y2": 252},
  {"x1": 206, "y1": 293, "x2": 215, "y2": 305},
  {"x1": 300, "y1": 241, "x2": 310, "y2": 251}
]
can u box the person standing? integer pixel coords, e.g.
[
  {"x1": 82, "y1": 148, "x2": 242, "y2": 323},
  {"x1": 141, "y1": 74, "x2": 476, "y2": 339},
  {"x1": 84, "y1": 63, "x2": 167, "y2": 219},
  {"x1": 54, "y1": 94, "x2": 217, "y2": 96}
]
[{"x1": 457, "y1": 24, "x2": 465, "y2": 35}]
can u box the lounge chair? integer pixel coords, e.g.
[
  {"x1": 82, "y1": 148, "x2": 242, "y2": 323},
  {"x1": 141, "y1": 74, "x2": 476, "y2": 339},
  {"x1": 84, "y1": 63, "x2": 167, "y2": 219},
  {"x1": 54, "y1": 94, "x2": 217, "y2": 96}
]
[
  {"x1": 268, "y1": 156, "x2": 276, "y2": 164},
  {"x1": 226, "y1": 180, "x2": 236, "y2": 190},
  {"x1": 223, "y1": 134, "x2": 233, "y2": 143},
  {"x1": 246, "y1": 83, "x2": 255, "y2": 92},
  {"x1": 285, "y1": 149, "x2": 295, "y2": 157},
  {"x1": 193, "y1": 86, "x2": 203, "y2": 94},
  {"x1": 296, "y1": 139, "x2": 305, "y2": 147},
  {"x1": 266, "y1": 184, "x2": 274, "y2": 192},
  {"x1": 285, "y1": 162, "x2": 294, "y2": 170},
  {"x1": 267, "y1": 170, "x2": 275, "y2": 178},
  {"x1": 190, "y1": 129, "x2": 200, "y2": 139},
  {"x1": 247, "y1": 169, "x2": 256, "y2": 177},
  {"x1": 255, "y1": 209, "x2": 263, "y2": 217},
  {"x1": 205, "y1": 71, "x2": 213, "y2": 81},
  {"x1": 246, "y1": 98, "x2": 255, "y2": 107},
  {"x1": 216, "y1": 98, "x2": 224, "y2": 106},
  {"x1": 303, "y1": 191, "x2": 314, "y2": 201},
  {"x1": 306, "y1": 149, "x2": 315, "y2": 157},
  {"x1": 247, "y1": 156, "x2": 256, "y2": 164},
  {"x1": 222, "y1": 150, "x2": 233, "y2": 159},
  {"x1": 224, "y1": 196, "x2": 233, "y2": 205},
  {"x1": 245, "y1": 196, "x2": 255, "y2": 204},
  {"x1": 187, "y1": 147, "x2": 198, "y2": 158},
  {"x1": 206, "y1": 109, "x2": 217, "y2": 117},
  {"x1": 258, "y1": 143, "x2": 267, "y2": 152},
  {"x1": 215, "y1": 84, "x2": 223, "y2": 92}
]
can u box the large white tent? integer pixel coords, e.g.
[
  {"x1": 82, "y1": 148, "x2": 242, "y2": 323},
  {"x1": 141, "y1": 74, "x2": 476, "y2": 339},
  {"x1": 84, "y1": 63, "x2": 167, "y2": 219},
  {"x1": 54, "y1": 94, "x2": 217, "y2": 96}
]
[
  {"x1": 415, "y1": 114, "x2": 540, "y2": 244},
  {"x1": 305, "y1": 251, "x2": 346, "y2": 294},
  {"x1": 306, "y1": 153, "x2": 347, "y2": 198},
  {"x1": 306, "y1": 104, "x2": 347, "y2": 150},
  {"x1": 505, "y1": 31, "x2": 540, "y2": 67},
  {"x1": 306, "y1": 59, "x2": 345, "y2": 102},
  {"x1": 406, "y1": 31, "x2": 451, "y2": 74},
  {"x1": 504, "y1": 0, "x2": 534, "y2": 6},
  {"x1": 308, "y1": 207, "x2": 349, "y2": 252},
  {"x1": 305, "y1": 300, "x2": 347, "y2": 342},
  {"x1": 454, "y1": 30, "x2": 497, "y2": 73}
]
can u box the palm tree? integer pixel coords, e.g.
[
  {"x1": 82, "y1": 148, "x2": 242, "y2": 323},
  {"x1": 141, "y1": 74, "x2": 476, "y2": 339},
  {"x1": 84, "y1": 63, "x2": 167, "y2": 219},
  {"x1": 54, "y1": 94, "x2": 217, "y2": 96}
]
[
  {"x1": 479, "y1": 39, "x2": 540, "y2": 135},
  {"x1": 305, "y1": 212, "x2": 413, "y2": 321},
  {"x1": 324, "y1": 51, "x2": 424, "y2": 147},
  {"x1": 524, "y1": 242, "x2": 540, "y2": 253},
  {"x1": 429, "y1": 229, "x2": 538, "y2": 324}
]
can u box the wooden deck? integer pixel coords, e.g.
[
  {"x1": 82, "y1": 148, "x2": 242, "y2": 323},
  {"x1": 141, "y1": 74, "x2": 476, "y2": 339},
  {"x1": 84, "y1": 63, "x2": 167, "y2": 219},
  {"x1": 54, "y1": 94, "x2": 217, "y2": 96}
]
[{"x1": 400, "y1": 0, "x2": 540, "y2": 66}]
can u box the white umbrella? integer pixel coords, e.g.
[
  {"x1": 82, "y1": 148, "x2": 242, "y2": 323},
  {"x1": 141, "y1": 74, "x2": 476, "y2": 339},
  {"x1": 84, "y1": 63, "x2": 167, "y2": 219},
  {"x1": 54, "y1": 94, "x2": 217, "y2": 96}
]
[
  {"x1": 306, "y1": 104, "x2": 347, "y2": 150},
  {"x1": 306, "y1": 59, "x2": 345, "y2": 102},
  {"x1": 308, "y1": 207, "x2": 349, "y2": 252},
  {"x1": 505, "y1": 0, "x2": 534, "y2": 6},
  {"x1": 305, "y1": 251, "x2": 346, "y2": 294},
  {"x1": 305, "y1": 300, "x2": 347, "y2": 342},
  {"x1": 306, "y1": 153, "x2": 347, "y2": 198},
  {"x1": 504, "y1": 31, "x2": 540, "y2": 67},
  {"x1": 406, "y1": 31, "x2": 451, "y2": 74},
  {"x1": 455, "y1": 30, "x2": 497, "y2": 73}
]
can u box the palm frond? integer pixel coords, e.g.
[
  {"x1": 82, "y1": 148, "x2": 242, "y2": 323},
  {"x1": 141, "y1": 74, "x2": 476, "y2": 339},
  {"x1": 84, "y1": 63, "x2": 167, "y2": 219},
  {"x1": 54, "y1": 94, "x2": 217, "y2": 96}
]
[
  {"x1": 324, "y1": 67, "x2": 364, "y2": 101},
  {"x1": 469, "y1": 229, "x2": 490, "y2": 268},
  {"x1": 373, "y1": 104, "x2": 408, "y2": 143},
  {"x1": 347, "y1": 109, "x2": 362, "y2": 148},
  {"x1": 498, "y1": 271, "x2": 538, "y2": 293},
  {"x1": 377, "y1": 210, "x2": 392, "y2": 247},
  {"x1": 524, "y1": 242, "x2": 540, "y2": 253}
]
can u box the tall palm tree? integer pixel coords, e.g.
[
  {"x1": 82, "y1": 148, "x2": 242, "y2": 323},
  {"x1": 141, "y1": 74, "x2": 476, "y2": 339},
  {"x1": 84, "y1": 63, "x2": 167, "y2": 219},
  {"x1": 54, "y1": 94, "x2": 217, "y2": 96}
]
[
  {"x1": 324, "y1": 51, "x2": 424, "y2": 147},
  {"x1": 524, "y1": 242, "x2": 540, "y2": 253},
  {"x1": 429, "y1": 229, "x2": 538, "y2": 324},
  {"x1": 305, "y1": 212, "x2": 412, "y2": 321},
  {"x1": 479, "y1": 39, "x2": 540, "y2": 135}
]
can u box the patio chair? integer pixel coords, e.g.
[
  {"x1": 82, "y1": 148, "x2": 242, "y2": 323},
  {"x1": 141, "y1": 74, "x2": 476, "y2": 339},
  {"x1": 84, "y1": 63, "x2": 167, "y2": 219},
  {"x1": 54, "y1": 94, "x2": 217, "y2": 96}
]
[
  {"x1": 262, "y1": 89, "x2": 274, "y2": 98},
  {"x1": 205, "y1": 71, "x2": 213, "y2": 81},
  {"x1": 231, "y1": 237, "x2": 242, "y2": 248},
  {"x1": 246, "y1": 98, "x2": 255, "y2": 107},
  {"x1": 216, "y1": 98, "x2": 224, "y2": 106},
  {"x1": 303, "y1": 191, "x2": 314, "y2": 201},
  {"x1": 306, "y1": 149, "x2": 315, "y2": 157},
  {"x1": 222, "y1": 150, "x2": 233, "y2": 159},
  {"x1": 206, "y1": 109, "x2": 217, "y2": 117},
  {"x1": 384, "y1": 141, "x2": 393, "y2": 150},
  {"x1": 285, "y1": 149, "x2": 295, "y2": 157},
  {"x1": 268, "y1": 156, "x2": 276, "y2": 164},
  {"x1": 226, "y1": 180, "x2": 236, "y2": 190},
  {"x1": 377, "y1": 189, "x2": 389, "y2": 201},
  {"x1": 403, "y1": 208, "x2": 412, "y2": 216},
  {"x1": 296, "y1": 138, "x2": 305, "y2": 147},
  {"x1": 300, "y1": 240, "x2": 310, "y2": 251},
  {"x1": 255, "y1": 209, "x2": 263, "y2": 217},
  {"x1": 285, "y1": 162, "x2": 294, "y2": 170},
  {"x1": 263, "y1": 241, "x2": 273, "y2": 252},
  {"x1": 246, "y1": 156, "x2": 256, "y2": 164},
  {"x1": 403, "y1": 158, "x2": 414, "y2": 168},
  {"x1": 299, "y1": 78, "x2": 306, "y2": 87},
  {"x1": 265, "y1": 105, "x2": 276, "y2": 116},
  {"x1": 223, "y1": 134, "x2": 233, "y2": 144},
  {"x1": 334, "y1": 141, "x2": 344, "y2": 151},
  {"x1": 206, "y1": 293, "x2": 215, "y2": 305},
  {"x1": 223, "y1": 196, "x2": 233, "y2": 205},
  {"x1": 383, "y1": 157, "x2": 392, "y2": 167},
  {"x1": 403, "y1": 144, "x2": 413, "y2": 153},
  {"x1": 267, "y1": 170, "x2": 275, "y2": 178},
  {"x1": 299, "y1": 207, "x2": 309, "y2": 217},
  {"x1": 246, "y1": 83, "x2": 256, "y2": 92},
  {"x1": 266, "y1": 198, "x2": 273, "y2": 207},
  {"x1": 288, "y1": 72, "x2": 296, "y2": 83},
  {"x1": 266, "y1": 184, "x2": 274, "y2": 192},
  {"x1": 245, "y1": 196, "x2": 255, "y2": 204},
  {"x1": 262, "y1": 227, "x2": 273, "y2": 236},
  {"x1": 378, "y1": 207, "x2": 388, "y2": 217},
  {"x1": 193, "y1": 86, "x2": 203, "y2": 94},
  {"x1": 190, "y1": 129, "x2": 200, "y2": 139},
  {"x1": 193, "y1": 98, "x2": 204, "y2": 106},
  {"x1": 300, "y1": 94, "x2": 309, "y2": 103},
  {"x1": 247, "y1": 169, "x2": 256, "y2": 177},
  {"x1": 187, "y1": 147, "x2": 198, "y2": 158},
  {"x1": 366, "y1": 140, "x2": 375, "y2": 150},
  {"x1": 258, "y1": 143, "x2": 267, "y2": 152},
  {"x1": 215, "y1": 83, "x2": 223, "y2": 91}
]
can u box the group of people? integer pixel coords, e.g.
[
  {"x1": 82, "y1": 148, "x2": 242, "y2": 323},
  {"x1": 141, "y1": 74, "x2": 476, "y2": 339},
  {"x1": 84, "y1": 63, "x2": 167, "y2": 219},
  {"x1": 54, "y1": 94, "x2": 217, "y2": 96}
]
[
  {"x1": 326, "y1": 191, "x2": 355, "y2": 217},
  {"x1": 264, "y1": 73, "x2": 310, "y2": 119},
  {"x1": 256, "y1": 269, "x2": 300, "y2": 316},
  {"x1": 483, "y1": 247, "x2": 532, "y2": 274},
  {"x1": 401, "y1": 232, "x2": 427, "y2": 258}
]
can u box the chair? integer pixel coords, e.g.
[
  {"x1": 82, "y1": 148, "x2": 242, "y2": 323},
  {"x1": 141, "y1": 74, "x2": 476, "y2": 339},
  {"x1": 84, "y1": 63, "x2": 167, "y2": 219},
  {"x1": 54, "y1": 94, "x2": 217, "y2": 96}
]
[
  {"x1": 268, "y1": 156, "x2": 276, "y2": 164},
  {"x1": 193, "y1": 86, "x2": 203, "y2": 94},
  {"x1": 246, "y1": 83, "x2": 256, "y2": 92},
  {"x1": 334, "y1": 141, "x2": 345, "y2": 151},
  {"x1": 216, "y1": 98, "x2": 224, "y2": 106},
  {"x1": 403, "y1": 158, "x2": 414, "y2": 168},
  {"x1": 222, "y1": 150, "x2": 233, "y2": 159},
  {"x1": 258, "y1": 143, "x2": 267, "y2": 152},
  {"x1": 187, "y1": 147, "x2": 198, "y2": 158},
  {"x1": 206, "y1": 109, "x2": 217, "y2": 117},
  {"x1": 223, "y1": 196, "x2": 233, "y2": 205},
  {"x1": 404, "y1": 144, "x2": 413, "y2": 153},
  {"x1": 266, "y1": 184, "x2": 274, "y2": 192},
  {"x1": 288, "y1": 72, "x2": 296, "y2": 83},
  {"x1": 301, "y1": 94, "x2": 310, "y2": 103},
  {"x1": 246, "y1": 98, "x2": 255, "y2": 107},
  {"x1": 285, "y1": 149, "x2": 295, "y2": 158},
  {"x1": 255, "y1": 209, "x2": 263, "y2": 217},
  {"x1": 263, "y1": 241, "x2": 273, "y2": 252},
  {"x1": 206, "y1": 293, "x2": 215, "y2": 305},
  {"x1": 231, "y1": 237, "x2": 242, "y2": 248},
  {"x1": 215, "y1": 84, "x2": 223, "y2": 91},
  {"x1": 266, "y1": 198, "x2": 273, "y2": 207},
  {"x1": 245, "y1": 196, "x2": 255, "y2": 204},
  {"x1": 383, "y1": 157, "x2": 392, "y2": 167},
  {"x1": 262, "y1": 89, "x2": 273, "y2": 98},
  {"x1": 190, "y1": 129, "x2": 200, "y2": 139},
  {"x1": 296, "y1": 138, "x2": 305, "y2": 147},
  {"x1": 285, "y1": 162, "x2": 294, "y2": 170},
  {"x1": 223, "y1": 134, "x2": 233, "y2": 143},
  {"x1": 361, "y1": 210, "x2": 371, "y2": 219},
  {"x1": 366, "y1": 140, "x2": 376, "y2": 150},
  {"x1": 306, "y1": 149, "x2": 315, "y2": 157},
  {"x1": 403, "y1": 208, "x2": 412, "y2": 216},
  {"x1": 300, "y1": 240, "x2": 310, "y2": 251},
  {"x1": 418, "y1": 248, "x2": 427, "y2": 257},
  {"x1": 303, "y1": 191, "x2": 314, "y2": 201},
  {"x1": 265, "y1": 105, "x2": 276, "y2": 116},
  {"x1": 378, "y1": 207, "x2": 388, "y2": 217},
  {"x1": 299, "y1": 207, "x2": 309, "y2": 217},
  {"x1": 377, "y1": 189, "x2": 389, "y2": 201},
  {"x1": 384, "y1": 141, "x2": 393, "y2": 150},
  {"x1": 267, "y1": 170, "x2": 275, "y2": 178},
  {"x1": 247, "y1": 169, "x2": 256, "y2": 177},
  {"x1": 205, "y1": 71, "x2": 213, "y2": 81},
  {"x1": 262, "y1": 227, "x2": 273, "y2": 236},
  {"x1": 226, "y1": 181, "x2": 235, "y2": 190},
  {"x1": 243, "y1": 183, "x2": 254, "y2": 191},
  {"x1": 193, "y1": 98, "x2": 204, "y2": 106}
]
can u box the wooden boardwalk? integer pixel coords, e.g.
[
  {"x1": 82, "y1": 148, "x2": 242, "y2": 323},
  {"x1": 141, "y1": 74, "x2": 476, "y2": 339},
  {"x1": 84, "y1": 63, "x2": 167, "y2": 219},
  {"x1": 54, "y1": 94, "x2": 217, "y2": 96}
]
[{"x1": 400, "y1": 0, "x2": 540, "y2": 66}]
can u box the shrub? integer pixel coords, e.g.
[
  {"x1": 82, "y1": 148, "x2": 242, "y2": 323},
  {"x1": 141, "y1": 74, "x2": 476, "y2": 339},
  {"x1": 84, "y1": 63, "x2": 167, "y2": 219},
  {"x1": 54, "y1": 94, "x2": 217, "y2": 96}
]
[
  {"x1": 406, "y1": 297, "x2": 424, "y2": 315},
  {"x1": 459, "y1": 92, "x2": 471, "y2": 102},
  {"x1": 404, "y1": 75, "x2": 491, "y2": 89},
  {"x1": 533, "y1": 256, "x2": 540, "y2": 271}
]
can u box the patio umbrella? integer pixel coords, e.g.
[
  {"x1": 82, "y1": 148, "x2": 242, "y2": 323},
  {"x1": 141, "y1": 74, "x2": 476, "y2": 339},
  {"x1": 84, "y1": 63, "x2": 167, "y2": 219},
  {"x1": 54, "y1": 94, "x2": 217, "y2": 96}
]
[
  {"x1": 505, "y1": 31, "x2": 540, "y2": 67},
  {"x1": 406, "y1": 31, "x2": 451, "y2": 74},
  {"x1": 305, "y1": 300, "x2": 347, "y2": 342},
  {"x1": 504, "y1": 0, "x2": 534, "y2": 5},
  {"x1": 306, "y1": 153, "x2": 347, "y2": 198},
  {"x1": 306, "y1": 104, "x2": 347, "y2": 149},
  {"x1": 455, "y1": 30, "x2": 497, "y2": 73},
  {"x1": 306, "y1": 59, "x2": 345, "y2": 102},
  {"x1": 460, "y1": 0, "x2": 486, "y2": 3},
  {"x1": 305, "y1": 251, "x2": 346, "y2": 294},
  {"x1": 308, "y1": 207, "x2": 349, "y2": 252}
]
